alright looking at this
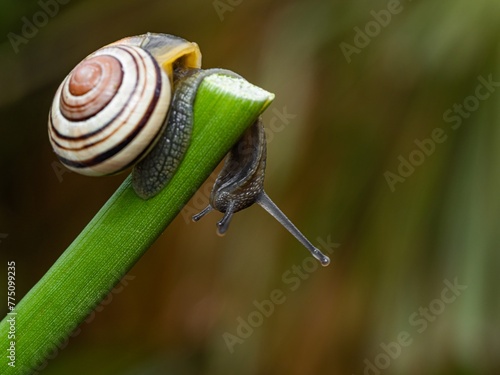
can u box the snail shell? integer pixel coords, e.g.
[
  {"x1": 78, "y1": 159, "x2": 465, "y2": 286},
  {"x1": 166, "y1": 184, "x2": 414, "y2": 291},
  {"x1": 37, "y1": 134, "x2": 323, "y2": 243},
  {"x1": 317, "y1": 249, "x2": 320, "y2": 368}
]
[{"x1": 48, "y1": 33, "x2": 201, "y2": 177}]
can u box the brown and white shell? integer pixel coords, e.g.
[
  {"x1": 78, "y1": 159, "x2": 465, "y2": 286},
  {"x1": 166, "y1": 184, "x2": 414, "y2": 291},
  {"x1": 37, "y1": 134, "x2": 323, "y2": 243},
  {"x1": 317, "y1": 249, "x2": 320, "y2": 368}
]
[{"x1": 48, "y1": 34, "x2": 201, "y2": 176}]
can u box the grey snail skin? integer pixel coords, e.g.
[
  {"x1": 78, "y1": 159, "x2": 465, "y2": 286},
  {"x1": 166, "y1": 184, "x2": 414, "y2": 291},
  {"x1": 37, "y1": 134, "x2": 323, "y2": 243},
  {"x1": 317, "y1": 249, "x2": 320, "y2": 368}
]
[{"x1": 48, "y1": 33, "x2": 330, "y2": 266}]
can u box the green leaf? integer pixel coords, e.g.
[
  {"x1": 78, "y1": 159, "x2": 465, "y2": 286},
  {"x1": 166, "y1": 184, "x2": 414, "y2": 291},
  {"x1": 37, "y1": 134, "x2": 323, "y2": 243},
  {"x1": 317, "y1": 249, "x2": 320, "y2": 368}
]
[{"x1": 0, "y1": 74, "x2": 274, "y2": 375}]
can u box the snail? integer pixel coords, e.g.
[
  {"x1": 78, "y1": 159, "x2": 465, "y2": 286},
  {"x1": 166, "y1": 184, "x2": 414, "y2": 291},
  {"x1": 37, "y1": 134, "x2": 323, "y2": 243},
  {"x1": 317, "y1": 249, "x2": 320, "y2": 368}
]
[{"x1": 48, "y1": 33, "x2": 330, "y2": 266}]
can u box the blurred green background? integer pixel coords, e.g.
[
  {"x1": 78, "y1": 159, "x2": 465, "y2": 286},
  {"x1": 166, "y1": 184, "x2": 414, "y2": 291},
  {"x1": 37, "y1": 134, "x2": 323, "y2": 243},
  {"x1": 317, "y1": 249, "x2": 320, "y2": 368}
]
[{"x1": 1, "y1": 0, "x2": 499, "y2": 374}]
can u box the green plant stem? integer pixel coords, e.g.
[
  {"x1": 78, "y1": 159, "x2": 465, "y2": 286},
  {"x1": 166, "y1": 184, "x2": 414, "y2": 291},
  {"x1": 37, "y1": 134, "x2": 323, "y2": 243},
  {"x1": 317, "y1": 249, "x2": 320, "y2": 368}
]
[{"x1": 0, "y1": 75, "x2": 274, "y2": 374}]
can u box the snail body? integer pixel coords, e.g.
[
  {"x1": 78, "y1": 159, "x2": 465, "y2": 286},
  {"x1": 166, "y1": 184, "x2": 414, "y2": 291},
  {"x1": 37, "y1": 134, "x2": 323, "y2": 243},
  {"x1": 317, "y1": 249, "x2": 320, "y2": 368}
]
[
  {"x1": 48, "y1": 33, "x2": 330, "y2": 266},
  {"x1": 193, "y1": 119, "x2": 331, "y2": 266}
]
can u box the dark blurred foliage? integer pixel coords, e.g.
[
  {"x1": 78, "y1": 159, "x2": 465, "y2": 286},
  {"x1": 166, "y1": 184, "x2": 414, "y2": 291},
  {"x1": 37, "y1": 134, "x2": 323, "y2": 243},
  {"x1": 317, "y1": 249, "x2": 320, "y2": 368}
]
[{"x1": 1, "y1": 0, "x2": 499, "y2": 374}]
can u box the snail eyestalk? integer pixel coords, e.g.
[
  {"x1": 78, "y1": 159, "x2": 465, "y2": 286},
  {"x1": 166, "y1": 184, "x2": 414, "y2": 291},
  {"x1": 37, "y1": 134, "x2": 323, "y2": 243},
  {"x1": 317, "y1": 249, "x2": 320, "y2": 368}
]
[{"x1": 256, "y1": 192, "x2": 330, "y2": 266}]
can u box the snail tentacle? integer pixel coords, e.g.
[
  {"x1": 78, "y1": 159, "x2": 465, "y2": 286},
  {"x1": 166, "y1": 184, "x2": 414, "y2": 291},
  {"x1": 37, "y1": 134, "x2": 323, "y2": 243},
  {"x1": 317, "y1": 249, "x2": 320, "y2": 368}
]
[
  {"x1": 192, "y1": 206, "x2": 213, "y2": 222},
  {"x1": 256, "y1": 192, "x2": 330, "y2": 266}
]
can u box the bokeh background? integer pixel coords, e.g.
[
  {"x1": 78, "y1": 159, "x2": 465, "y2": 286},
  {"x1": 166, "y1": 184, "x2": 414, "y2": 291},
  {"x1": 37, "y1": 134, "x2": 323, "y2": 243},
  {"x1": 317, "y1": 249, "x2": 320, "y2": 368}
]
[{"x1": 1, "y1": 0, "x2": 499, "y2": 374}]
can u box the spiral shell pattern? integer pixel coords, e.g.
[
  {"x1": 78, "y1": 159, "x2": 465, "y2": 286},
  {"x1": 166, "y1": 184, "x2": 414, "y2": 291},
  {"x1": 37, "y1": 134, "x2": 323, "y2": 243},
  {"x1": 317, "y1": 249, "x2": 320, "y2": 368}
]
[{"x1": 49, "y1": 44, "x2": 171, "y2": 176}]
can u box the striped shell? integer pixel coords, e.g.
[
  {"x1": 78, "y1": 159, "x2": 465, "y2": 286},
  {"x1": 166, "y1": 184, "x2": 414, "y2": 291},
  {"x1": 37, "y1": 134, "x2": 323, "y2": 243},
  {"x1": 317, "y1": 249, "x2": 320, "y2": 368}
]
[{"x1": 48, "y1": 44, "x2": 171, "y2": 176}]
